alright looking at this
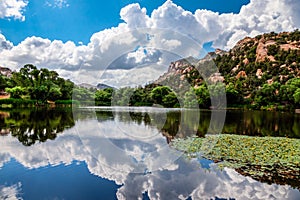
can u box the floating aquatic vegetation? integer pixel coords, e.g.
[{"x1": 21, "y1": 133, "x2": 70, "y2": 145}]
[{"x1": 171, "y1": 134, "x2": 300, "y2": 189}]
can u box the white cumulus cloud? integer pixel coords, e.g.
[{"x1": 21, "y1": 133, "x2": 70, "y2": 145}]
[
  {"x1": 0, "y1": 0, "x2": 299, "y2": 86},
  {"x1": 0, "y1": 0, "x2": 27, "y2": 21},
  {"x1": 0, "y1": 183, "x2": 22, "y2": 200}
]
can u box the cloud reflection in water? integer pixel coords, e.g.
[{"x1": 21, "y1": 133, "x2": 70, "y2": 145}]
[{"x1": 0, "y1": 108, "x2": 299, "y2": 199}]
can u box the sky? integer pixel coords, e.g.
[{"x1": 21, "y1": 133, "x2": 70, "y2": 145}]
[{"x1": 0, "y1": 0, "x2": 299, "y2": 87}]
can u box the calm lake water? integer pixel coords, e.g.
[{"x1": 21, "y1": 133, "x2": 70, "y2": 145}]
[{"x1": 0, "y1": 107, "x2": 299, "y2": 200}]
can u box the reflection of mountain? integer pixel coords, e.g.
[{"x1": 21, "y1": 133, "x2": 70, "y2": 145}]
[
  {"x1": 0, "y1": 110, "x2": 299, "y2": 199},
  {"x1": 0, "y1": 108, "x2": 75, "y2": 146}
]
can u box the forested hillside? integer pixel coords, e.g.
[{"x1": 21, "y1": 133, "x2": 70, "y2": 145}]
[{"x1": 147, "y1": 30, "x2": 300, "y2": 110}]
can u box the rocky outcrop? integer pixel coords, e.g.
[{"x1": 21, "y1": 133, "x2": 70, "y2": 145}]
[
  {"x1": 153, "y1": 30, "x2": 300, "y2": 96},
  {"x1": 256, "y1": 69, "x2": 263, "y2": 79},
  {"x1": 236, "y1": 71, "x2": 247, "y2": 79},
  {"x1": 255, "y1": 38, "x2": 276, "y2": 62},
  {"x1": 208, "y1": 73, "x2": 224, "y2": 83}
]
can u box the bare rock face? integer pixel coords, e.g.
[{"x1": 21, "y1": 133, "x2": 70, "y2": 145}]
[
  {"x1": 235, "y1": 37, "x2": 253, "y2": 48},
  {"x1": 155, "y1": 58, "x2": 197, "y2": 85},
  {"x1": 255, "y1": 38, "x2": 276, "y2": 62},
  {"x1": 280, "y1": 43, "x2": 300, "y2": 51},
  {"x1": 208, "y1": 73, "x2": 224, "y2": 83},
  {"x1": 236, "y1": 71, "x2": 247, "y2": 79},
  {"x1": 231, "y1": 65, "x2": 239, "y2": 73},
  {"x1": 243, "y1": 58, "x2": 250, "y2": 65},
  {"x1": 267, "y1": 79, "x2": 274, "y2": 85},
  {"x1": 256, "y1": 69, "x2": 263, "y2": 79}
]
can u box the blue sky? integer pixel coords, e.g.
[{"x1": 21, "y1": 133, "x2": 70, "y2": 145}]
[
  {"x1": 0, "y1": 0, "x2": 299, "y2": 86},
  {"x1": 1, "y1": 0, "x2": 250, "y2": 45}
]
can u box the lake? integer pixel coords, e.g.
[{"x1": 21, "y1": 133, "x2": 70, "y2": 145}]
[{"x1": 0, "y1": 107, "x2": 299, "y2": 200}]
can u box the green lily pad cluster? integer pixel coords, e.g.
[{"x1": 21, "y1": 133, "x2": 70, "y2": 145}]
[{"x1": 171, "y1": 134, "x2": 300, "y2": 188}]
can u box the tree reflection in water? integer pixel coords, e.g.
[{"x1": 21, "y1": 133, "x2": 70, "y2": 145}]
[
  {"x1": 0, "y1": 107, "x2": 299, "y2": 197},
  {"x1": 90, "y1": 108, "x2": 300, "y2": 189},
  {"x1": 0, "y1": 108, "x2": 75, "y2": 146},
  {"x1": 94, "y1": 109, "x2": 300, "y2": 140}
]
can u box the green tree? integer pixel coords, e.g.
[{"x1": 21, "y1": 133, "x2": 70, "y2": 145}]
[
  {"x1": 150, "y1": 86, "x2": 178, "y2": 107},
  {"x1": 0, "y1": 75, "x2": 11, "y2": 91},
  {"x1": 95, "y1": 88, "x2": 113, "y2": 105},
  {"x1": 8, "y1": 64, "x2": 67, "y2": 104},
  {"x1": 112, "y1": 87, "x2": 135, "y2": 106},
  {"x1": 72, "y1": 87, "x2": 94, "y2": 102},
  {"x1": 194, "y1": 84, "x2": 210, "y2": 108},
  {"x1": 130, "y1": 87, "x2": 153, "y2": 106},
  {"x1": 207, "y1": 83, "x2": 227, "y2": 108},
  {"x1": 58, "y1": 79, "x2": 74, "y2": 100},
  {"x1": 280, "y1": 78, "x2": 300, "y2": 105},
  {"x1": 5, "y1": 86, "x2": 26, "y2": 99},
  {"x1": 254, "y1": 82, "x2": 280, "y2": 106},
  {"x1": 226, "y1": 82, "x2": 243, "y2": 105},
  {"x1": 150, "y1": 86, "x2": 171, "y2": 105},
  {"x1": 183, "y1": 87, "x2": 198, "y2": 108},
  {"x1": 293, "y1": 88, "x2": 300, "y2": 105},
  {"x1": 162, "y1": 91, "x2": 178, "y2": 107}
]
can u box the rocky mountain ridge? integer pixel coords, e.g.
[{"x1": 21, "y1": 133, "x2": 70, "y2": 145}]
[
  {"x1": 151, "y1": 30, "x2": 300, "y2": 109},
  {"x1": 155, "y1": 30, "x2": 300, "y2": 88}
]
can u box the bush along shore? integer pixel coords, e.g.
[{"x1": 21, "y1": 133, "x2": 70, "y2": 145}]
[{"x1": 171, "y1": 134, "x2": 300, "y2": 189}]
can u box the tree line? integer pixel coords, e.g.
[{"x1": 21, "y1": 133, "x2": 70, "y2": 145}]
[
  {"x1": 1, "y1": 64, "x2": 74, "y2": 105},
  {"x1": 1, "y1": 63, "x2": 300, "y2": 110},
  {"x1": 1, "y1": 29, "x2": 300, "y2": 110}
]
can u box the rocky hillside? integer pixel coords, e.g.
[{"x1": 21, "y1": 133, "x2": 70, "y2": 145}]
[
  {"x1": 219, "y1": 30, "x2": 300, "y2": 81},
  {"x1": 153, "y1": 30, "x2": 300, "y2": 109}
]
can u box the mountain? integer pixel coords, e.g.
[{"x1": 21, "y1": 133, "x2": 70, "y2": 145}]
[
  {"x1": 153, "y1": 30, "x2": 300, "y2": 109},
  {"x1": 96, "y1": 83, "x2": 115, "y2": 90},
  {"x1": 218, "y1": 31, "x2": 300, "y2": 81},
  {"x1": 78, "y1": 83, "x2": 97, "y2": 89}
]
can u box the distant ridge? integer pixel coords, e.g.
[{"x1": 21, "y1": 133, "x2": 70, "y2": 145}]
[
  {"x1": 78, "y1": 83, "x2": 97, "y2": 89},
  {"x1": 96, "y1": 83, "x2": 115, "y2": 90},
  {"x1": 78, "y1": 82, "x2": 115, "y2": 90}
]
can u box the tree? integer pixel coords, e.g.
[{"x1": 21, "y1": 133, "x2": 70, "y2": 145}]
[
  {"x1": 0, "y1": 75, "x2": 11, "y2": 91},
  {"x1": 72, "y1": 87, "x2": 94, "y2": 102},
  {"x1": 150, "y1": 86, "x2": 178, "y2": 107},
  {"x1": 226, "y1": 82, "x2": 244, "y2": 105},
  {"x1": 163, "y1": 92, "x2": 178, "y2": 107},
  {"x1": 5, "y1": 86, "x2": 26, "y2": 99},
  {"x1": 293, "y1": 88, "x2": 300, "y2": 105},
  {"x1": 194, "y1": 84, "x2": 210, "y2": 108},
  {"x1": 7, "y1": 64, "x2": 75, "y2": 104},
  {"x1": 254, "y1": 82, "x2": 280, "y2": 106},
  {"x1": 183, "y1": 88, "x2": 198, "y2": 108},
  {"x1": 112, "y1": 87, "x2": 135, "y2": 106},
  {"x1": 130, "y1": 87, "x2": 153, "y2": 106},
  {"x1": 95, "y1": 88, "x2": 113, "y2": 105},
  {"x1": 59, "y1": 79, "x2": 74, "y2": 100},
  {"x1": 280, "y1": 78, "x2": 300, "y2": 105},
  {"x1": 207, "y1": 83, "x2": 227, "y2": 108}
]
